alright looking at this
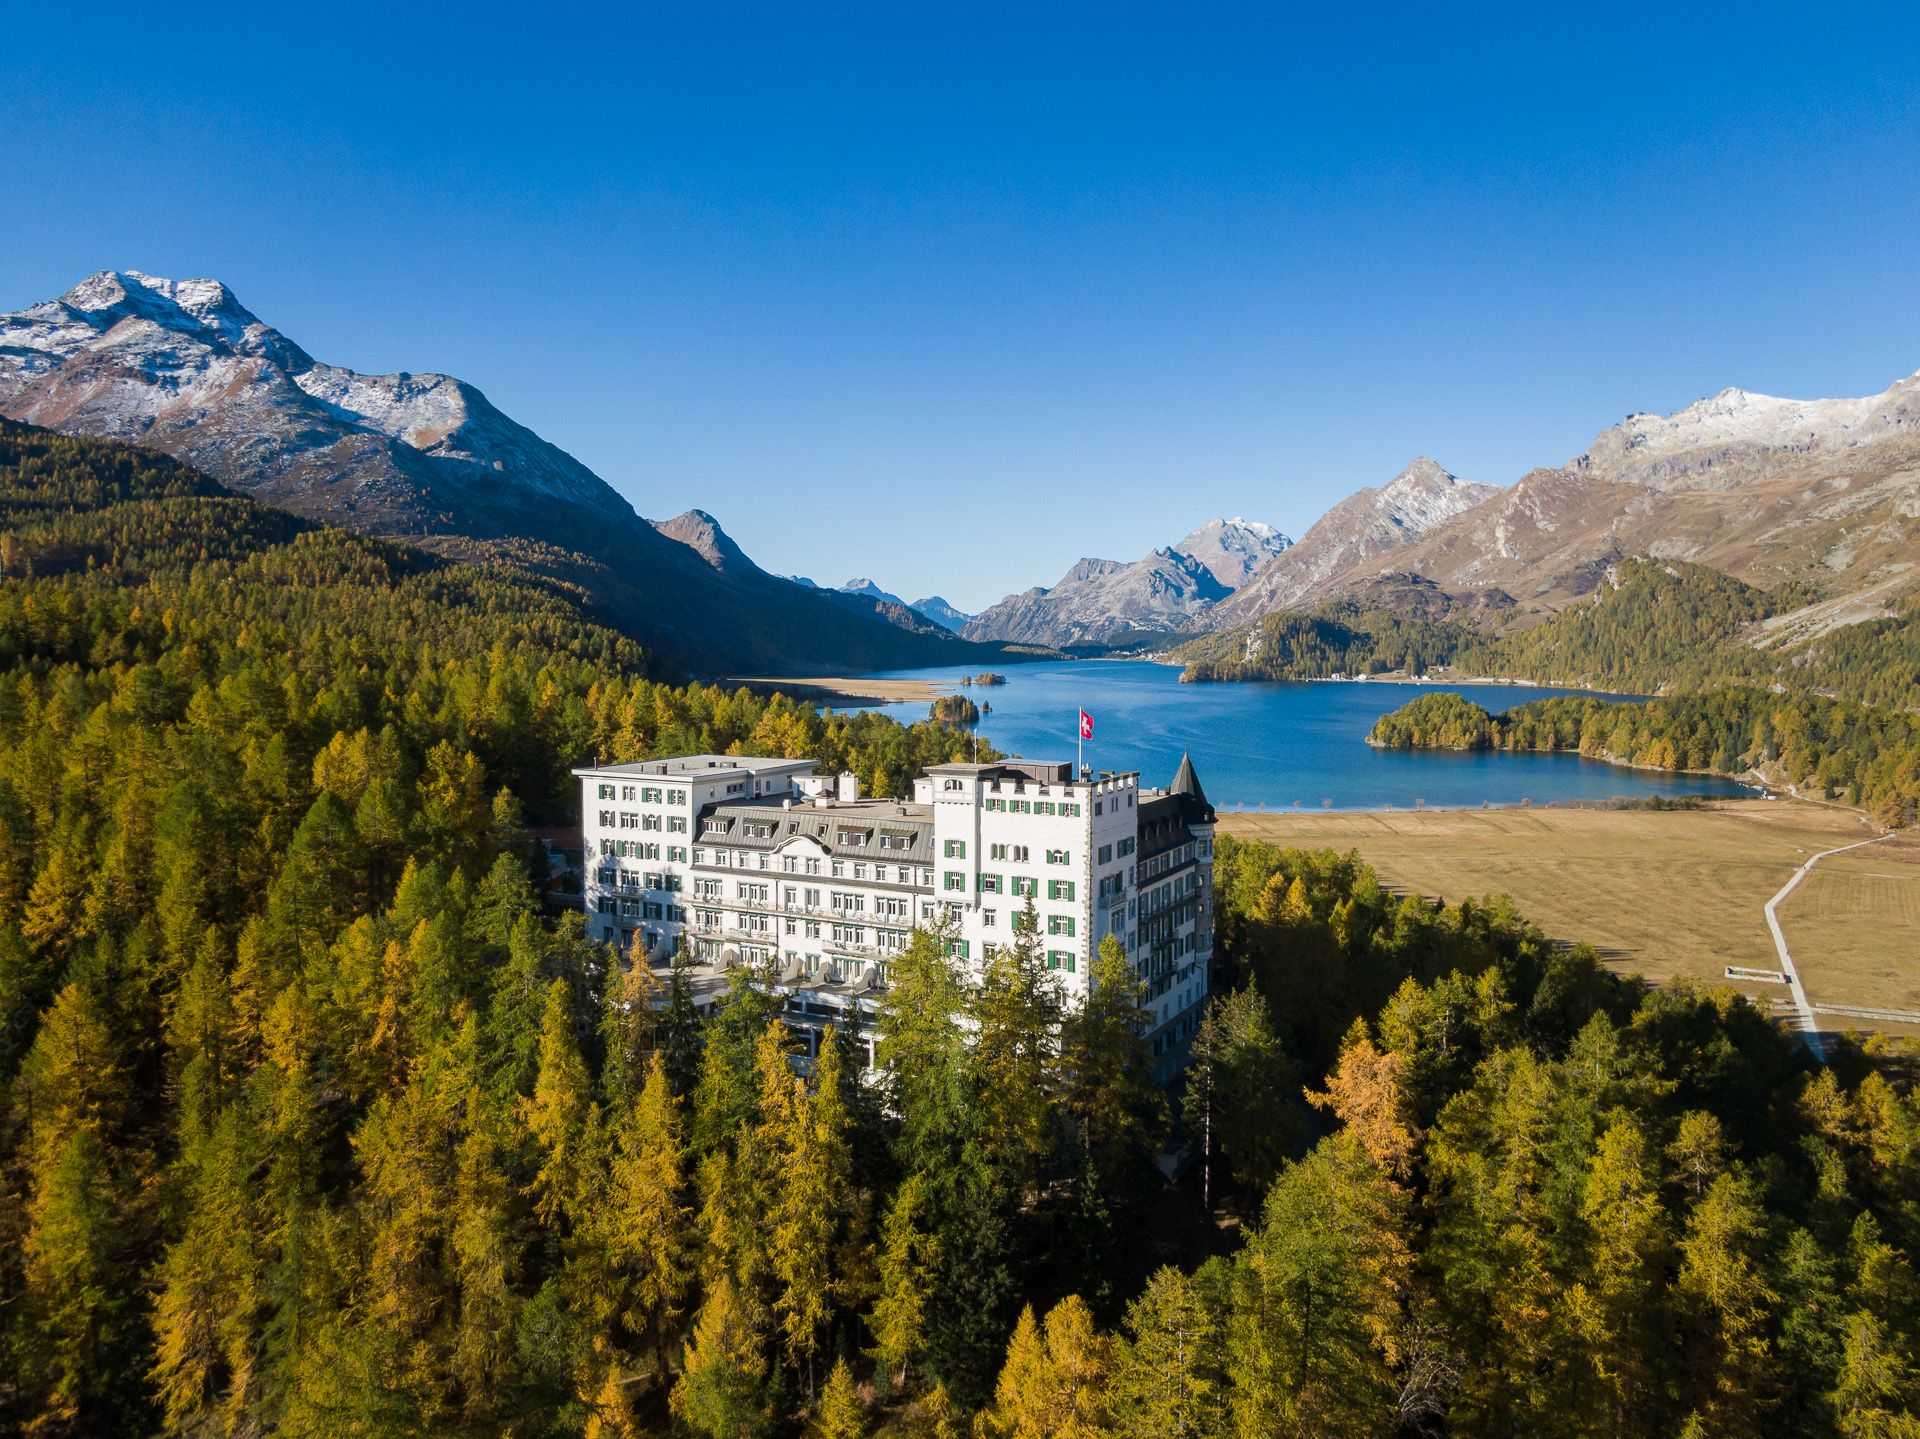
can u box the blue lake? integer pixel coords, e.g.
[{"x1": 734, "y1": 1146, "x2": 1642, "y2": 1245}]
[{"x1": 857, "y1": 660, "x2": 1749, "y2": 812}]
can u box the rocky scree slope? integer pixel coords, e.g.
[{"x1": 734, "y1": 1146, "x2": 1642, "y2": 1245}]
[
  {"x1": 1172, "y1": 516, "x2": 1293, "y2": 588},
  {"x1": 1208, "y1": 458, "x2": 1502, "y2": 626},
  {"x1": 963, "y1": 548, "x2": 1234, "y2": 647},
  {"x1": 1369, "y1": 372, "x2": 1920, "y2": 617},
  {"x1": 0, "y1": 270, "x2": 975, "y2": 675}
]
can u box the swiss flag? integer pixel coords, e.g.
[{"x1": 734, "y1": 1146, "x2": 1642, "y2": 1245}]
[{"x1": 1079, "y1": 709, "x2": 1094, "y2": 739}]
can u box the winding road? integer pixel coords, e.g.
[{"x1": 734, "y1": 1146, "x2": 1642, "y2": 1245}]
[{"x1": 1764, "y1": 831, "x2": 1895, "y2": 1063}]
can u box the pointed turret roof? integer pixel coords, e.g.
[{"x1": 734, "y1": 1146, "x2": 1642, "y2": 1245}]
[{"x1": 1169, "y1": 751, "x2": 1213, "y2": 821}]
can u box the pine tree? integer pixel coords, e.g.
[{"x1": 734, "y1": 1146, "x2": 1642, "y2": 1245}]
[
  {"x1": 671, "y1": 1275, "x2": 778, "y2": 1439},
  {"x1": 870, "y1": 1169, "x2": 942, "y2": 1388},
  {"x1": 1226, "y1": 1133, "x2": 1409, "y2": 1439},
  {"x1": 1109, "y1": 1264, "x2": 1227, "y2": 1439},
  {"x1": 1303, "y1": 1018, "x2": 1419, "y2": 1181},
  {"x1": 808, "y1": 1356, "x2": 868, "y2": 1439},
  {"x1": 1674, "y1": 1170, "x2": 1780, "y2": 1434},
  {"x1": 601, "y1": 1050, "x2": 694, "y2": 1378},
  {"x1": 526, "y1": 976, "x2": 599, "y2": 1226},
  {"x1": 968, "y1": 904, "x2": 1059, "y2": 1196},
  {"x1": 768, "y1": 1025, "x2": 855, "y2": 1393},
  {"x1": 986, "y1": 1295, "x2": 1113, "y2": 1439},
  {"x1": 22, "y1": 836, "x2": 91, "y2": 958}
]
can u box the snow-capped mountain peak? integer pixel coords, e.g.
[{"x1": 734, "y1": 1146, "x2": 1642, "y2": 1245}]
[{"x1": 1173, "y1": 515, "x2": 1293, "y2": 589}]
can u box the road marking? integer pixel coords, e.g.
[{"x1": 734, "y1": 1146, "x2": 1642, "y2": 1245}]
[{"x1": 1765, "y1": 832, "x2": 1896, "y2": 1063}]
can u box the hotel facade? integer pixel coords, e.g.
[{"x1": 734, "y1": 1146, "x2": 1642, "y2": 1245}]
[{"x1": 572, "y1": 750, "x2": 1217, "y2": 1073}]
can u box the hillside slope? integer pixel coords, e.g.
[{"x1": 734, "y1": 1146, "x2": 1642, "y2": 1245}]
[
  {"x1": 1208, "y1": 459, "x2": 1501, "y2": 625},
  {"x1": 963, "y1": 548, "x2": 1232, "y2": 646},
  {"x1": 0, "y1": 271, "x2": 980, "y2": 675},
  {"x1": 1341, "y1": 373, "x2": 1920, "y2": 614}
]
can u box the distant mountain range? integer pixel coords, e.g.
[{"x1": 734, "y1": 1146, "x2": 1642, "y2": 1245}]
[
  {"x1": 971, "y1": 371, "x2": 1920, "y2": 653},
  {"x1": 961, "y1": 518, "x2": 1292, "y2": 647},
  {"x1": 787, "y1": 575, "x2": 977, "y2": 633},
  {"x1": 11, "y1": 272, "x2": 1915, "y2": 671},
  {"x1": 0, "y1": 271, "x2": 998, "y2": 676}
]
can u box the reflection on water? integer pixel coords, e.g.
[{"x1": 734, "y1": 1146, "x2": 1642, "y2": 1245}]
[{"x1": 858, "y1": 659, "x2": 1749, "y2": 813}]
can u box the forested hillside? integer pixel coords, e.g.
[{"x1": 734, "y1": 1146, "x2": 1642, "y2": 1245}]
[
  {"x1": 1176, "y1": 601, "x2": 1475, "y2": 683},
  {"x1": 1180, "y1": 559, "x2": 1920, "y2": 712},
  {"x1": 0, "y1": 422, "x2": 991, "y2": 1433},
  {"x1": 1370, "y1": 687, "x2": 1920, "y2": 825},
  {"x1": 2, "y1": 421, "x2": 1916, "y2": 1438}
]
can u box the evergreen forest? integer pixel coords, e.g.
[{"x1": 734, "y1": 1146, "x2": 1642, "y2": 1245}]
[
  {"x1": 2, "y1": 420, "x2": 1917, "y2": 1438},
  {"x1": 1369, "y1": 689, "x2": 1920, "y2": 826},
  {"x1": 1179, "y1": 558, "x2": 1920, "y2": 713}
]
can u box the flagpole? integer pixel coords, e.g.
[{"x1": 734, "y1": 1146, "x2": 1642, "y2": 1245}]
[{"x1": 1077, "y1": 709, "x2": 1083, "y2": 777}]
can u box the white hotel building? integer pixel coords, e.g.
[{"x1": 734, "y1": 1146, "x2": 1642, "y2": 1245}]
[{"x1": 572, "y1": 752, "x2": 1217, "y2": 1075}]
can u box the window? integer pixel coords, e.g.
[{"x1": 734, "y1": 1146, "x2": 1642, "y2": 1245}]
[
  {"x1": 982, "y1": 908, "x2": 997, "y2": 927},
  {"x1": 1117, "y1": 837, "x2": 1136, "y2": 856},
  {"x1": 598, "y1": 809, "x2": 615, "y2": 827},
  {"x1": 643, "y1": 814, "x2": 662, "y2": 831},
  {"x1": 1035, "y1": 802, "x2": 1054, "y2": 816},
  {"x1": 944, "y1": 839, "x2": 966, "y2": 859},
  {"x1": 1046, "y1": 849, "x2": 1070, "y2": 865},
  {"x1": 990, "y1": 843, "x2": 1007, "y2": 860},
  {"x1": 1094, "y1": 800, "x2": 1103, "y2": 816},
  {"x1": 805, "y1": 858, "x2": 822, "y2": 875},
  {"x1": 736, "y1": 851, "x2": 750, "y2": 866},
  {"x1": 832, "y1": 923, "x2": 866, "y2": 946},
  {"x1": 737, "y1": 882, "x2": 769, "y2": 902},
  {"x1": 1011, "y1": 876, "x2": 1039, "y2": 898},
  {"x1": 1048, "y1": 915, "x2": 1075, "y2": 936},
  {"x1": 597, "y1": 783, "x2": 616, "y2": 800},
  {"x1": 985, "y1": 798, "x2": 1004, "y2": 812},
  {"x1": 1061, "y1": 803, "x2": 1081, "y2": 817},
  {"x1": 784, "y1": 885, "x2": 799, "y2": 906},
  {"x1": 695, "y1": 878, "x2": 721, "y2": 900},
  {"x1": 1047, "y1": 950, "x2": 1077, "y2": 973},
  {"x1": 742, "y1": 913, "x2": 770, "y2": 933},
  {"x1": 1010, "y1": 845, "x2": 1029, "y2": 863},
  {"x1": 805, "y1": 920, "x2": 821, "y2": 938},
  {"x1": 621, "y1": 786, "x2": 636, "y2": 801},
  {"x1": 943, "y1": 778, "x2": 965, "y2": 791},
  {"x1": 1098, "y1": 844, "x2": 1112, "y2": 864},
  {"x1": 877, "y1": 896, "x2": 909, "y2": 918},
  {"x1": 782, "y1": 856, "x2": 797, "y2": 873},
  {"x1": 946, "y1": 938, "x2": 970, "y2": 958},
  {"x1": 667, "y1": 788, "x2": 686, "y2": 804},
  {"x1": 879, "y1": 929, "x2": 908, "y2": 952},
  {"x1": 853, "y1": 863, "x2": 867, "y2": 880},
  {"x1": 641, "y1": 786, "x2": 662, "y2": 802},
  {"x1": 978, "y1": 873, "x2": 1002, "y2": 893},
  {"x1": 1048, "y1": 880, "x2": 1075, "y2": 901},
  {"x1": 620, "y1": 812, "x2": 639, "y2": 828},
  {"x1": 805, "y1": 887, "x2": 821, "y2": 907},
  {"x1": 944, "y1": 871, "x2": 966, "y2": 892},
  {"x1": 668, "y1": 816, "x2": 688, "y2": 833},
  {"x1": 831, "y1": 892, "x2": 864, "y2": 913}
]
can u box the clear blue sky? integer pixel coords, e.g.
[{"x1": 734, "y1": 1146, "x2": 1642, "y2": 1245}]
[{"x1": 5, "y1": 4, "x2": 1918, "y2": 613}]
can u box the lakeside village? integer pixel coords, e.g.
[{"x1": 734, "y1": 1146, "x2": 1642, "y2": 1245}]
[{"x1": 570, "y1": 749, "x2": 1217, "y2": 1083}]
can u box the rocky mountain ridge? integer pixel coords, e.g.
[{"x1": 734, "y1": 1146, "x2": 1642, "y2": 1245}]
[
  {"x1": 962, "y1": 546, "x2": 1233, "y2": 647},
  {"x1": 1173, "y1": 515, "x2": 1293, "y2": 587},
  {"x1": 1326, "y1": 371, "x2": 1920, "y2": 618},
  {"x1": 1207, "y1": 459, "x2": 1502, "y2": 626},
  {"x1": 0, "y1": 271, "x2": 982, "y2": 675}
]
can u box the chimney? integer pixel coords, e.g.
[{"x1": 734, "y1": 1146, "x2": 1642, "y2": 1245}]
[{"x1": 838, "y1": 771, "x2": 859, "y2": 803}]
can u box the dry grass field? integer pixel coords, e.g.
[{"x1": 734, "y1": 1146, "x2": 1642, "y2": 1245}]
[{"x1": 1217, "y1": 801, "x2": 1919, "y2": 1037}]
